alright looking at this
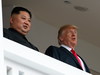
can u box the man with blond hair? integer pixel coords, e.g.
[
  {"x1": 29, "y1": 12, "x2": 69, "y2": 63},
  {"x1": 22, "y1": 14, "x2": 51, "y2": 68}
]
[{"x1": 45, "y1": 24, "x2": 90, "y2": 73}]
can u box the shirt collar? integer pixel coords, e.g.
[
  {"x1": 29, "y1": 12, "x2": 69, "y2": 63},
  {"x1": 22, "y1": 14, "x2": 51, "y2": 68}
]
[{"x1": 61, "y1": 44, "x2": 72, "y2": 52}]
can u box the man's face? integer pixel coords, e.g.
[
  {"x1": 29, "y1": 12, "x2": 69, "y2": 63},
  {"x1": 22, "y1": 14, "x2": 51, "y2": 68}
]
[
  {"x1": 59, "y1": 27, "x2": 77, "y2": 48},
  {"x1": 10, "y1": 11, "x2": 31, "y2": 35}
]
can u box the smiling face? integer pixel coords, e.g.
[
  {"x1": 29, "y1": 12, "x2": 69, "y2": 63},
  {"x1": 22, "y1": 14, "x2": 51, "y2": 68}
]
[
  {"x1": 10, "y1": 11, "x2": 31, "y2": 36},
  {"x1": 59, "y1": 27, "x2": 77, "y2": 48}
]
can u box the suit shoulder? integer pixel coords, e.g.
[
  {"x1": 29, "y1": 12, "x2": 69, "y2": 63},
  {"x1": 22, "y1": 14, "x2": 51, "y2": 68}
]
[
  {"x1": 3, "y1": 28, "x2": 8, "y2": 32},
  {"x1": 3, "y1": 28, "x2": 10, "y2": 36},
  {"x1": 3, "y1": 28, "x2": 12, "y2": 34},
  {"x1": 3, "y1": 28, "x2": 11, "y2": 36},
  {"x1": 3, "y1": 28, "x2": 18, "y2": 41},
  {"x1": 45, "y1": 45, "x2": 60, "y2": 59},
  {"x1": 45, "y1": 45, "x2": 59, "y2": 53},
  {"x1": 48, "y1": 45, "x2": 58, "y2": 48},
  {"x1": 47, "y1": 45, "x2": 58, "y2": 49}
]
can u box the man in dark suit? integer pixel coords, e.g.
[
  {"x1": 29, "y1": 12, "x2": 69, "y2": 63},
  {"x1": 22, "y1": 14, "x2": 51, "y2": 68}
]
[
  {"x1": 45, "y1": 24, "x2": 90, "y2": 73},
  {"x1": 3, "y1": 7, "x2": 39, "y2": 51}
]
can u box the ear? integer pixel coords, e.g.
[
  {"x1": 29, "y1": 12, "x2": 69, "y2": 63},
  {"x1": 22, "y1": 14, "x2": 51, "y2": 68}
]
[
  {"x1": 10, "y1": 16, "x2": 14, "y2": 23},
  {"x1": 59, "y1": 36, "x2": 64, "y2": 42}
]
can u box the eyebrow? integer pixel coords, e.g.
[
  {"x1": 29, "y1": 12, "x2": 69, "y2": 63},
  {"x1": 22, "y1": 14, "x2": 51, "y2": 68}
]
[{"x1": 22, "y1": 15, "x2": 31, "y2": 19}]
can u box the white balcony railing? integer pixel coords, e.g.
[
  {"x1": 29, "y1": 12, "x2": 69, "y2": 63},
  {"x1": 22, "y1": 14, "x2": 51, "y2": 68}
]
[{"x1": 3, "y1": 38, "x2": 92, "y2": 75}]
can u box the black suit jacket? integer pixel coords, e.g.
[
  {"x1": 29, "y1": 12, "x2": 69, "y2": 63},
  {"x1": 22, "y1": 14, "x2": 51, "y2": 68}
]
[
  {"x1": 45, "y1": 45, "x2": 90, "y2": 73},
  {"x1": 3, "y1": 28, "x2": 39, "y2": 51}
]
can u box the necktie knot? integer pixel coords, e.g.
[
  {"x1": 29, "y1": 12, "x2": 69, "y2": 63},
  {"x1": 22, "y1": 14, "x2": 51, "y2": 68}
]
[{"x1": 71, "y1": 49, "x2": 76, "y2": 54}]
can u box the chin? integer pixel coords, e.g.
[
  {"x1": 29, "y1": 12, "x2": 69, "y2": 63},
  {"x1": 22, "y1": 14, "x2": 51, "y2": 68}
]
[{"x1": 72, "y1": 42, "x2": 77, "y2": 45}]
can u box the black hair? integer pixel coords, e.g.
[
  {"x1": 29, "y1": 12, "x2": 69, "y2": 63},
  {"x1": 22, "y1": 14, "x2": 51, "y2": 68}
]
[{"x1": 11, "y1": 7, "x2": 32, "y2": 18}]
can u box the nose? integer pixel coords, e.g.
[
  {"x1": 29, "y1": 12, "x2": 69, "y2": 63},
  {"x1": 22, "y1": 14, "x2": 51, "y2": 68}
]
[
  {"x1": 25, "y1": 20, "x2": 30, "y2": 25},
  {"x1": 72, "y1": 31, "x2": 76, "y2": 36}
]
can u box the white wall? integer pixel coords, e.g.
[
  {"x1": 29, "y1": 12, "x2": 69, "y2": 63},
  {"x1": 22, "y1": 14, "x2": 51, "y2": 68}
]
[
  {"x1": 3, "y1": 6, "x2": 100, "y2": 75},
  {"x1": 27, "y1": 18, "x2": 59, "y2": 53}
]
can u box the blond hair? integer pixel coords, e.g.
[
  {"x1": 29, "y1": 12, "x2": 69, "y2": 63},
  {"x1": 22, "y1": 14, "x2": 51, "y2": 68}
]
[{"x1": 58, "y1": 24, "x2": 78, "y2": 45}]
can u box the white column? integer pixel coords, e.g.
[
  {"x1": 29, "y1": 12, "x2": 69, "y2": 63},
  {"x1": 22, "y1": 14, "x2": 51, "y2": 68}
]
[{"x1": 0, "y1": 0, "x2": 4, "y2": 75}]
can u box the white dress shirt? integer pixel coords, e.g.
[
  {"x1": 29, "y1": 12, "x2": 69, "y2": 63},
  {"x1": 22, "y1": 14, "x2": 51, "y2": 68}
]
[{"x1": 61, "y1": 44, "x2": 86, "y2": 71}]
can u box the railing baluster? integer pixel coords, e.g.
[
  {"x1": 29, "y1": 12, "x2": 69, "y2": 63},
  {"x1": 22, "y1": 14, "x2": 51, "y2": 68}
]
[
  {"x1": 19, "y1": 71, "x2": 24, "y2": 75},
  {"x1": 7, "y1": 67, "x2": 19, "y2": 75},
  {"x1": 4, "y1": 65, "x2": 7, "y2": 75}
]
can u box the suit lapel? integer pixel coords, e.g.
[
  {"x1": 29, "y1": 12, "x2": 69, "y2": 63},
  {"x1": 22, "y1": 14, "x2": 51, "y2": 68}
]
[
  {"x1": 77, "y1": 54, "x2": 90, "y2": 72},
  {"x1": 60, "y1": 46, "x2": 82, "y2": 69}
]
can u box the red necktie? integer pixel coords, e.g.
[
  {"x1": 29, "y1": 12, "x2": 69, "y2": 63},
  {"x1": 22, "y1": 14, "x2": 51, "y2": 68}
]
[{"x1": 71, "y1": 49, "x2": 83, "y2": 69}]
